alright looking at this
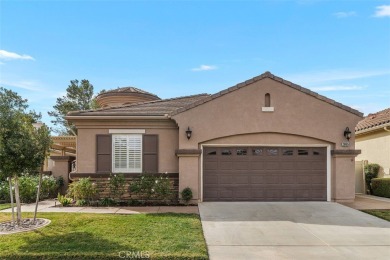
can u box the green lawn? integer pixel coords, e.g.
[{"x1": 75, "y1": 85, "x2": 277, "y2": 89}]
[
  {"x1": 0, "y1": 204, "x2": 11, "y2": 210},
  {"x1": 363, "y1": 209, "x2": 390, "y2": 222},
  {"x1": 0, "y1": 212, "x2": 208, "y2": 260}
]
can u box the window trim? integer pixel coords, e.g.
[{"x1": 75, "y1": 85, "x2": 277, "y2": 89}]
[{"x1": 112, "y1": 134, "x2": 143, "y2": 173}]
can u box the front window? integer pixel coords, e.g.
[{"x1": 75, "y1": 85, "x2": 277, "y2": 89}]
[{"x1": 112, "y1": 134, "x2": 142, "y2": 173}]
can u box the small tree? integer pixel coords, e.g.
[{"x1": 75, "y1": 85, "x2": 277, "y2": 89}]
[
  {"x1": 0, "y1": 87, "x2": 51, "y2": 225},
  {"x1": 364, "y1": 163, "x2": 380, "y2": 194}
]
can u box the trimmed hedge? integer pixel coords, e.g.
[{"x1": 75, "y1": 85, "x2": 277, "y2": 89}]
[{"x1": 371, "y1": 178, "x2": 390, "y2": 198}]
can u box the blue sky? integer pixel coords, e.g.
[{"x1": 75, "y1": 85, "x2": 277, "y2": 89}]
[{"x1": 1, "y1": 0, "x2": 389, "y2": 130}]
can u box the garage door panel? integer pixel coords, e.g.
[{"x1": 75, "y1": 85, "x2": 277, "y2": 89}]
[
  {"x1": 266, "y1": 161, "x2": 280, "y2": 170},
  {"x1": 234, "y1": 161, "x2": 250, "y2": 170},
  {"x1": 310, "y1": 190, "x2": 327, "y2": 200},
  {"x1": 204, "y1": 175, "x2": 218, "y2": 184},
  {"x1": 219, "y1": 189, "x2": 233, "y2": 198},
  {"x1": 264, "y1": 175, "x2": 280, "y2": 184},
  {"x1": 234, "y1": 189, "x2": 251, "y2": 199},
  {"x1": 204, "y1": 161, "x2": 218, "y2": 170},
  {"x1": 250, "y1": 162, "x2": 266, "y2": 170},
  {"x1": 296, "y1": 161, "x2": 315, "y2": 170},
  {"x1": 295, "y1": 189, "x2": 310, "y2": 199},
  {"x1": 250, "y1": 175, "x2": 265, "y2": 183},
  {"x1": 233, "y1": 175, "x2": 250, "y2": 184},
  {"x1": 280, "y1": 175, "x2": 296, "y2": 184},
  {"x1": 311, "y1": 174, "x2": 327, "y2": 184},
  {"x1": 296, "y1": 175, "x2": 315, "y2": 184},
  {"x1": 311, "y1": 161, "x2": 326, "y2": 170},
  {"x1": 203, "y1": 146, "x2": 327, "y2": 201},
  {"x1": 280, "y1": 161, "x2": 295, "y2": 170},
  {"x1": 219, "y1": 175, "x2": 233, "y2": 184},
  {"x1": 219, "y1": 161, "x2": 233, "y2": 170},
  {"x1": 203, "y1": 189, "x2": 218, "y2": 200}
]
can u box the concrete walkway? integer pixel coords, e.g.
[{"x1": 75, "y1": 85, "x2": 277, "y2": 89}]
[
  {"x1": 199, "y1": 202, "x2": 390, "y2": 260},
  {"x1": 340, "y1": 194, "x2": 390, "y2": 210},
  {"x1": 0, "y1": 200, "x2": 199, "y2": 214}
]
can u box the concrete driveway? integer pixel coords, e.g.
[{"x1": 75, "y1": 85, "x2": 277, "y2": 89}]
[{"x1": 199, "y1": 202, "x2": 390, "y2": 260}]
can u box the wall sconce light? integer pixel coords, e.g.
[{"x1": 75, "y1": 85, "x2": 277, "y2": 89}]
[
  {"x1": 344, "y1": 127, "x2": 352, "y2": 141},
  {"x1": 186, "y1": 127, "x2": 192, "y2": 140}
]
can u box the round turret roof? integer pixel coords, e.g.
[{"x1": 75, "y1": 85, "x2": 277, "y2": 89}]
[{"x1": 95, "y1": 86, "x2": 160, "y2": 108}]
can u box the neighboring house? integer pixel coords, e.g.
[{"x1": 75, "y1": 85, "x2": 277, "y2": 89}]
[
  {"x1": 355, "y1": 108, "x2": 390, "y2": 178},
  {"x1": 65, "y1": 71, "x2": 363, "y2": 203}
]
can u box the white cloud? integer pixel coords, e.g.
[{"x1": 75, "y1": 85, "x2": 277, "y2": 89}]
[
  {"x1": 191, "y1": 65, "x2": 218, "y2": 71},
  {"x1": 0, "y1": 50, "x2": 35, "y2": 61},
  {"x1": 285, "y1": 69, "x2": 390, "y2": 85},
  {"x1": 310, "y1": 85, "x2": 364, "y2": 91},
  {"x1": 374, "y1": 5, "x2": 390, "y2": 17},
  {"x1": 333, "y1": 11, "x2": 356, "y2": 18},
  {"x1": 0, "y1": 79, "x2": 42, "y2": 91}
]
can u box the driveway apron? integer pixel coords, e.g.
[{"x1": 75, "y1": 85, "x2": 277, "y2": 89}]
[{"x1": 199, "y1": 202, "x2": 390, "y2": 260}]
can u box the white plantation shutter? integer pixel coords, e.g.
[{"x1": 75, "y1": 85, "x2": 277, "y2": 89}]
[{"x1": 112, "y1": 134, "x2": 142, "y2": 173}]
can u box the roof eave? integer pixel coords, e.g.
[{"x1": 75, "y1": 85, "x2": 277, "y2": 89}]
[
  {"x1": 65, "y1": 115, "x2": 170, "y2": 121},
  {"x1": 355, "y1": 122, "x2": 390, "y2": 136}
]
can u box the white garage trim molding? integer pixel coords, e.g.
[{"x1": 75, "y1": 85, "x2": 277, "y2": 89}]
[{"x1": 200, "y1": 144, "x2": 332, "y2": 202}]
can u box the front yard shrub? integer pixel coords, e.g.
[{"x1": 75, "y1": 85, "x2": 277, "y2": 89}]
[
  {"x1": 99, "y1": 197, "x2": 117, "y2": 206},
  {"x1": 371, "y1": 178, "x2": 390, "y2": 198},
  {"x1": 57, "y1": 193, "x2": 73, "y2": 207},
  {"x1": 108, "y1": 173, "x2": 126, "y2": 200},
  {"x1": 0, "y1": 175, "x2": 59, "y2": 203},
  {"x1": 181, "y1": 187, "x2": 193, "y2": 204},
  {"x1": 365, "y1": 163, "x2": 380, "y2": 194},
  {"x1": 41, "y1": 175, "x2": 60, "y2": 199},
  {"x1": 18, "y1": 175, "x2": 39, "y2": 203},
  {"x1": 130, "y1": 173, "x2": 172, "y2": 202},
  {"x1": 67, "y1": 177, "x2": 98, "y2": 202},
  {"x1": 76, "y1": 199, "x2": 88, "y2": 206}
]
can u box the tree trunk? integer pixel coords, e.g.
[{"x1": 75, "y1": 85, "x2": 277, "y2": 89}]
[
  {"x1": 14, "y1": 176, "x2": 22, "y2": 225},
  {"x1": 33, "y1": 169, "x2": 43, "y2": 223},
  {"x1": 8, "y1": 177, "x2": 15, "y2": 227}
]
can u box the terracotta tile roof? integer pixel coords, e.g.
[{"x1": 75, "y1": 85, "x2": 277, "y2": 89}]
[
  {"x1": 355, "y1": 108, "x2": 390, "y2": 132},
  {"x1": 171, "y1": 71, "x2": 363, "y2": 117},
  {"x1": 67, "y1": 71, "x2": 363, "y2": 118},
  {"x1": 67, "y1": 94, "x2": 210, "y2": 116}
]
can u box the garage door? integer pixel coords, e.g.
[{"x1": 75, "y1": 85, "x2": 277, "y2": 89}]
[{"x1": 203, "y1": 147, "x2": 327, "y2": 201}]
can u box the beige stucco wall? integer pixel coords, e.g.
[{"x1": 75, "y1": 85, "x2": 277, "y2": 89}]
[
  {"x1": 73, "y1": 119, "x2": 179, "y2": 174},
  {"x1": 332, "y1": 155, "x2": 356, "y2": 201},
  {"x1": 356, "y1": 129, "x2": 390, "y2": 176},
  {"x1": 173, "y1": 78, "x2": 362, "y2": 202}
]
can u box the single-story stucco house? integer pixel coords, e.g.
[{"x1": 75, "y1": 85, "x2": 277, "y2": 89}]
[
  {"x1": 355, "y1": 108, "x2": 390, "y2": 178},
  {"x1": 64, "y1": 71, "x2": 363, "y2": 203}
]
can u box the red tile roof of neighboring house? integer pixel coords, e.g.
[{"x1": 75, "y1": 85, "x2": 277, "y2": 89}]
[
  {"x1": 355, "y1": 108, "x2": 390, "y2": 132},
  {"x1": 67, "y1": 93, "x2": 210, "y2": 116}
]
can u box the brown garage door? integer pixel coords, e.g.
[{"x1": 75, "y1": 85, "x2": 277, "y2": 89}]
[{"x1": 203, "y1": 147, "x2": 327, "y2": 201}]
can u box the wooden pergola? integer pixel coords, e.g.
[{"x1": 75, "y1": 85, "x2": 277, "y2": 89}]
[{"x1": 50, "y1": 136, "x2": 76, "y2": 156}]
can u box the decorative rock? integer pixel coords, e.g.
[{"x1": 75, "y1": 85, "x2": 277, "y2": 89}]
[{"x1": 0, "y1": 218, "x2": 51, "y2": 235}]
